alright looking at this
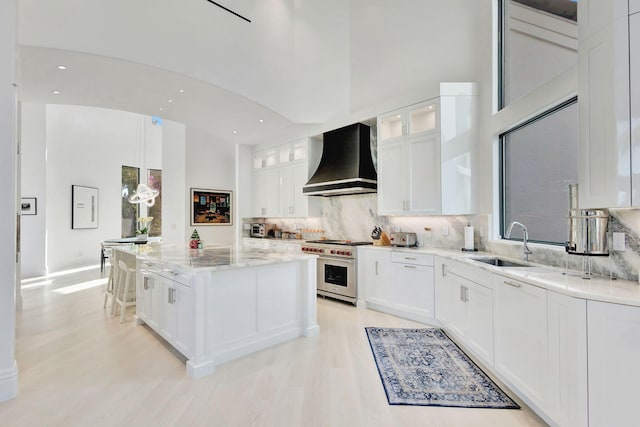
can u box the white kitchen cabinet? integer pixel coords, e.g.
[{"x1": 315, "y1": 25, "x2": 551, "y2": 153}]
[
  {"x1": 252, "y1": 138, "x2": 321, "y2": 218},
  {"x1": 377, "y1": 133, "x2": 441, "y2": 215},
  {"x1": 160, "y1": 276, "x2": 194, "y2": 357},
  {"x1": 578, "y1": 16, "x2": 631, "y2": 208},
  {"x1": 136, "y1": 261, "x2": 194, "y2": 359},
  {"x1": 493, "y1": 275, "x2": 547, "y2": 410},
  {"x1": 377, "y1": 82, "x2": 477, "y2": 215},
  {"x1": 252, "y1": 167, "x2": 279, "y2": 217},
  {"x1": 359, "y1": 248, "x2": 391, "y2": 306},
  {"x1": 378, "y1": 99, "x2": 438, "y2": 143},
  {"x1": 546, "y1": 292, "x2": 588, "y2": 427},
  {"x1": 377, "y1": 139, "x2": 405, "y2": 215},
  {"x1": 136, "y1": 269, "x2": 163, "y2": 331},
  {"x1": 389, "y1": 251, "x2": 435, "y2": 323},
  {"x1": 587, "y1": 300, "x2": 640, "y2": 427},
  {"x1": 577, "y1": 0, "x2": 640, "y2": 207},
  {"x1": 359, "y1": 248, "x2": 435, "y2": 324},
  {"x1": 435, "y1": 258, "x2": 494, "y2": 367}
]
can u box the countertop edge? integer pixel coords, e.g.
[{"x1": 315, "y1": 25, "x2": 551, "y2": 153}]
[{"x1": 358, "y1": 245, "x2": 640, "y2": 307}]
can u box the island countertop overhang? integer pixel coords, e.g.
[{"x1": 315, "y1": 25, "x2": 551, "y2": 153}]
[{"x1": 118, "y1": 242, "x2": 317, "y2": 272}]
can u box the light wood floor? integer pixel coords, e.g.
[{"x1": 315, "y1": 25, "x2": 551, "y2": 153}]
[{"x1": 0, "y1": 266, "x2": 547, "y2": 426}]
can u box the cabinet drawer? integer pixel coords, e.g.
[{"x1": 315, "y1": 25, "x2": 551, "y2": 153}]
[
  {"x1": 391, "y1": 251, "x2": 434, "y2": 266},
  {"x1": 140, "y1": 261, "x2": 191, "y2": 287}
]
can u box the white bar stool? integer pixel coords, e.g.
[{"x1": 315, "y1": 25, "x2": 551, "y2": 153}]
[
  {"x1": 112, "y1": 260, "x2": 137, "y2": 323},
  {"x1": 103, "y1": 256, "x2": 118, "y2": 310}
]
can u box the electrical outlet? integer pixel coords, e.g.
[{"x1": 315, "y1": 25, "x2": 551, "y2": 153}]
[
  {"x1": 441, "y1": 224, "x2": 449, "y2": 236},
  {"x1": 612, "y1": 232, "x2": 626, "y2": 251}
]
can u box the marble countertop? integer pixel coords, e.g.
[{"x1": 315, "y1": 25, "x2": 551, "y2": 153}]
[
  {"x1": 118, "y1": 243, "x2": 316, "y2": 272},
  {"x1": 361, "y1": 245, "x2": 640, "y2": 307}
]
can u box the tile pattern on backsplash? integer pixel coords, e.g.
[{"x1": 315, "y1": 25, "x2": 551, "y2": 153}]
[{"x1": 245, "y1": 194, "x2": 640, "y2": 282}]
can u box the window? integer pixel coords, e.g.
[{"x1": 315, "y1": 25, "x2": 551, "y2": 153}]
[
  {"x1": 121, "y1": 165, "x2": 139, "y2": 238},
  {"x1": 147, "y1": 169, "x2": 162, "y2": 237},
  {"x1": 499, "y1": 0, "x2": 577, "y2": 109},
  {"x1": 500, "y1": 97, "x2": 578, "y2": 245}
]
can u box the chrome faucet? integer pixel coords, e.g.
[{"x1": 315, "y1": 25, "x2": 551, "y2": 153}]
[{"x1": 505, "y1": 221, "x2": 532, "y2": 262}]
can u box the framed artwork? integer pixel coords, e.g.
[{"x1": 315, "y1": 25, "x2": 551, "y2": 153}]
[
  {"x1": 21, "y1": 197, "x2": 37, "y2": 215},
  {"x1": 190, "y1": 188, "x2": 233, "y2": 226},
  {"x1": 72, "y1": 185, "x2": 99, "y2": 229}
]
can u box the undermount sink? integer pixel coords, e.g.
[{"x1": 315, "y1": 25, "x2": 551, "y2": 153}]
[{"x1": 470, "y1": 257, "x2": 530, "y2": 268}]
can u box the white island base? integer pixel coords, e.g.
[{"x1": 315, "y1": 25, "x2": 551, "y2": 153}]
[{"x1": 133, "y1": 247, "x2": 318, "y2": 379}]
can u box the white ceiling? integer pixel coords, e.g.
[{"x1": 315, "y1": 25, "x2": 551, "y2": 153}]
[{"x1": 17, "y1": 0, "x2": 492, "y2": 146}]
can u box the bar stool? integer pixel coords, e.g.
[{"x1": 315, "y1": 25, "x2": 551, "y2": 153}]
[
  {"x1": 103, "y1": 256, "x2": 118, "y2": 310},
  {"x1": 112, "y1": 260, "x2": 137, "y2": 323}
]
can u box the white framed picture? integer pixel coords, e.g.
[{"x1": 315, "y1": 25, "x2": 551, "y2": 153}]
[{"x1": 72, "y1": 185, "x2": 99, "y2": 229}]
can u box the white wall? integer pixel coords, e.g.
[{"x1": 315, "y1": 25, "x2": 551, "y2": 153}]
[
  {"x1": 0, "y1": 0, "x2": 18, "y2": 404},
  {"x1": 45, "y1": 105, "x2": 145, "y2": 272},
  {"x1": 20, "y1": 103, "x2": 46, "y2": 277},
  {"x1": 185, "y1": 127, "x2": 235, "y2": 245},
  {"x1": 161, "y1": 119, "x2": 186, "y2": 245}
]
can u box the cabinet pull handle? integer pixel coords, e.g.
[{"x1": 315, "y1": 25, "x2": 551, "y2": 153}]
[
  {"x1": 375, "y1": 260, "x2": 378, "y2": 276},
  {"x1": 172, "y1": 288, "x2": 176, "y2": 304},
  {"x1": 442, "y1": 264, "x2": 447, "y2": 277},
  {"x1": 404, "y1": 265, "x2": 417, "y2": 269},
  {"x1": 460, "y1": 285, "x2": 464, "y2": 302},
  {"x1": 504, "y1": 280, "x2": 522, "y2": 288},
  {"x1": 463, "y1": 286, "x2": 469, "y2": 302},
  {"x1": 168, "y1": 288, "x2": 173, "y2": 304},
  {"x1": 143, "y1": 276, "x2": 149, "y2": 290},
  {"x1": 404, "y1": 257, "x2": 417, "y2": 260}
]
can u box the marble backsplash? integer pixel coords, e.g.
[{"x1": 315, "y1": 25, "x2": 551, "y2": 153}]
[{"x1": 245, "y1": 194, "x2": 640, "y2": 282}]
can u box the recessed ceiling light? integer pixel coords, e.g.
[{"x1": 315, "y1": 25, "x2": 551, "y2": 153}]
[
  {"x1": 179, "y1": 89, "x2": 184, "y2": 93},
  {"x1": 159, "y1": 107, "x2": 164, "y2": 111},
  {"x1": 233, "y1": 130, "x2": 238, "y2": 134},
  {"x1": 259, "y1": 119, "x2": 264, "y2": 123},
  {"x1": 57, "y1": 65, "x2": 67, "y2": 70},
  {"x1": 168, "y1": 99, "x2": 173, "y2": 103},
  {"x1": 52, "y1": 90, "x2": 60, "y2": 94}
]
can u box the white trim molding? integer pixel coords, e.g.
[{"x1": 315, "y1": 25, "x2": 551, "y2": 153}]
[{"x1": 0, "y1": 361, "x2": 18, "y2": 403}]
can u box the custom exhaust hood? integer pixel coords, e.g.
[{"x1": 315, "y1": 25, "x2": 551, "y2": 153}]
[{"x1": 303, "y1": 123, "x2": 377, "y2": 196}]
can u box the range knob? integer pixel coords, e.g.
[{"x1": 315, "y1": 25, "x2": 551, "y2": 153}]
[{"x1": 345, "y1": 251, "x2": 351, "y2": 256}]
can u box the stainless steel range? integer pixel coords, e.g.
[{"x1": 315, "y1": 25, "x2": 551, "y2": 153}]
[{"x1": 301, "y1": 240, "x2": 372, "y2": 305}]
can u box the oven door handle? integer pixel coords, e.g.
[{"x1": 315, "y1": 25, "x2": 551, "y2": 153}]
[{"x1": 319, "y1": 257, "x2": 354, "y2": 265}]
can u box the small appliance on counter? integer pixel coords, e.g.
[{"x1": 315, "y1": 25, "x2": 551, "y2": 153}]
[
  {"x1": 250, "y1": 223, "x2": 266, "y2": 238},
  {"x1": 390, "y1": 232, "x2": 417, "y2": 247},
  {"x1": 250, "y1": 223, "x2": 277, "y2": 238},
  {"x1": 564, "y1": 184, "x2": 609, "y2": 279}
]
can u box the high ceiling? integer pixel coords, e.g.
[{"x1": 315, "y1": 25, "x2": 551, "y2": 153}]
[{"x1": 17, "y1": 0, "x2": 491, "y2": 145}]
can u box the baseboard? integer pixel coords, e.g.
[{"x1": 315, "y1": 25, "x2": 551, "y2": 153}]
[{"x1": 0, "y1": 361, "x2": 18, "y2": 403}]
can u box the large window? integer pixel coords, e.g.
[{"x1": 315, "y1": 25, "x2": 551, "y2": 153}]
[
  {"x1": 147, "y1": 169, "x2": 162, "y2": 237},
  {"x1": 500, "y1": 97, "x2": 578, "y2": 245},
  {"x1": 121, "y1": 165, "x2": 139, "y2": 238}
]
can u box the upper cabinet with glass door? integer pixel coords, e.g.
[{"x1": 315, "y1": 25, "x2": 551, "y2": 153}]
[{"x1": 378, "y1": 100, "x2": 439, "y2": 143}]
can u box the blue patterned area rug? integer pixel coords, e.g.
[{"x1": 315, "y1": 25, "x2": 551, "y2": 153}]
[{"x1": 365, "y1": 327, "x2": 520, "y2": 409}]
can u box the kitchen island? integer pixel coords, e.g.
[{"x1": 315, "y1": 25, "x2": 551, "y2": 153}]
[{"x1": 116, "y1": 243, "x2": 318, "y2": 379}]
